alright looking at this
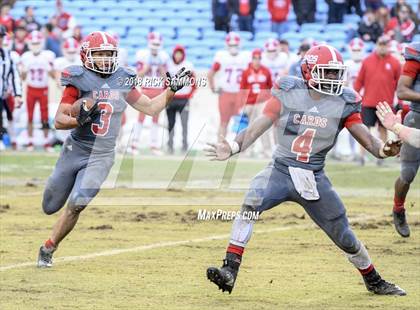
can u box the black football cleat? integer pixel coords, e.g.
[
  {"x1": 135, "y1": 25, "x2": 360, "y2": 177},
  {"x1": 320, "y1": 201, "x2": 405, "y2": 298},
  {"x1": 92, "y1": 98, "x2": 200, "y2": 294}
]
[
  {"x1": 393, "y1": 210, "x2": 410, "y2": 238},
  {"x1": 363, "y1": 270, "x2": 406, "y2": 296},
  {"x1": 207, "y1": 260, "x2": 238, "y2": 294},
  {"x1": 37, "y1": 245, "x2": 55, "y2": 268}
]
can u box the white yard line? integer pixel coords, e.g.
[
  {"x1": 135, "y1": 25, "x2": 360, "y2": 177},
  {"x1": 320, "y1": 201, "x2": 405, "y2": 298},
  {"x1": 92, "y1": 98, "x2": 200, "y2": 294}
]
[{"x1": 1, "y1": 212, "x2": 410, "y2": 272}]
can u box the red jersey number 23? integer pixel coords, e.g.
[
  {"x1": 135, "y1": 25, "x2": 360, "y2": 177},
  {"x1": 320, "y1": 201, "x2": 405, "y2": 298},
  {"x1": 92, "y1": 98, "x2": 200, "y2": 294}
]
[
  {"x1": 291, "y1": 128, "x2": 316, "y2": 163},
  {"x1": 91, "y1": 102, "x2": 113, "y2": 136}
]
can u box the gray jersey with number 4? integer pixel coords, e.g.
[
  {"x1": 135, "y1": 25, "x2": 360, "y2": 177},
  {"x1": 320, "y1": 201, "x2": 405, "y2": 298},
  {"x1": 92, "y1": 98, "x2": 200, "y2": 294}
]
[
  {"x1": 61, "y1": 65, "x2": 137, "y2": 152},
  {"x1": 271, "y1": 76, "x2": 361, "y2": 171}
]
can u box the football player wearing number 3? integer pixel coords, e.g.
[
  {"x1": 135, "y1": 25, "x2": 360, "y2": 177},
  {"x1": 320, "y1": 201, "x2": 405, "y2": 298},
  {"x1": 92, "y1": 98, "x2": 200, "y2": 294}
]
[
  {"x1": 205, "y1": 45, "x2": 406, "y2": 296},
  {"x1": 37, "y1": 31, "x2": 191, "y2": 267}
]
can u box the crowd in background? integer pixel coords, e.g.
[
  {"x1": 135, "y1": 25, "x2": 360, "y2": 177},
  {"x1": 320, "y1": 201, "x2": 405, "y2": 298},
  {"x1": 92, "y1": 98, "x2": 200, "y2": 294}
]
[{"x1": 0, "y1": 0, "x2": 418, "y2": 163}]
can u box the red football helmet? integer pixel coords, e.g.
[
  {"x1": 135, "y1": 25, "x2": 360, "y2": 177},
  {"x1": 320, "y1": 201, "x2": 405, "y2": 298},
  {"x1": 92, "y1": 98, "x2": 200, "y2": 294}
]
[
  {"x1": 62, "y1": 37, "x2": 80, "y2": 61},
  {"x1": 225, "y1": 32, "x2": 240, "y2": 55},
  {"x1": 301, "y1": 44, "x2": 347, "y2": 96},
  {"x1": 80, "y1": 31, "x2": 118, "y2": 74},
  {"x1": 27, "y1": 30, "x2": 44, "y2": 54},
  {"x1": 348, "y1": 38, "x2": 365, "y2": 62},
  {"x1": 264, "y1": 38, "x2": 279, "y2": 52},
  {"x1": 147, "y1": 31, "x2": 162, "y2": 50}
]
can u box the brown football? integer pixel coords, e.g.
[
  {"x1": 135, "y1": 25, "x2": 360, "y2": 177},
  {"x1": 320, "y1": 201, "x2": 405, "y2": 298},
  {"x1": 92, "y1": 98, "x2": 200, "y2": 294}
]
[{"x1": 70, "y1": 98, "x2": 95, "y2": 118}]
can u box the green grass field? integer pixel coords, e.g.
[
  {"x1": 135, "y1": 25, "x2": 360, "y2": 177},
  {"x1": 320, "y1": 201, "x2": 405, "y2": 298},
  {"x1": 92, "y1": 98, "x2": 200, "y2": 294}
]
[{"x1": 0, "y1": 152, "x2": 419, "y2": 309}]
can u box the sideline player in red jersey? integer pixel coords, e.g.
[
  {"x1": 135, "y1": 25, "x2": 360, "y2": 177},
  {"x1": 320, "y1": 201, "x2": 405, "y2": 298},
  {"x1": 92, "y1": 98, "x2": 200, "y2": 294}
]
[{"x1": 205, "y1": 45, "x2": 406, "y2": 296}]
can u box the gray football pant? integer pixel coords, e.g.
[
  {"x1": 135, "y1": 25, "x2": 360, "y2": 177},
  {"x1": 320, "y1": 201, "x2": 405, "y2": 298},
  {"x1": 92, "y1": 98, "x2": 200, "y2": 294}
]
[
  {"x1": 233, "y1": 162, "x2": 360, "y2": 255},
  {"x1": 42, "y1": 137, "x2": 114, "y2": 215}
]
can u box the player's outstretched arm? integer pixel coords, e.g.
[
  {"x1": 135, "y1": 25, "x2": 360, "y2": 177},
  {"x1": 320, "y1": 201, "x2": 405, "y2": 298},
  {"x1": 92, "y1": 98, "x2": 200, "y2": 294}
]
[
  {"x1": 348, "y1": 122, "x2": 402, "y2": 158},
  {"x1": 205, "y1": 115, "x2": 273, "y2": 161},
  {"x1": 129, "y1": 67, "x2": 191, "y2": 115},
  {"x1": 376, "y1": 101, "x2": 420, "y2": 148}
]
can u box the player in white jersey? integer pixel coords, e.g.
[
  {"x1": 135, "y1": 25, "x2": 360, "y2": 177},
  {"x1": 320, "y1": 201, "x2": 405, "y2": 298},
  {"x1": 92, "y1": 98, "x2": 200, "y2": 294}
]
[
  {"x1": 53, "y1": 38, "x2": 81, "y2": 88},
  {"x1": 261, "y1": 38, "x2": 288, "y2": 82},
  {"x1": 2, "y1": 32, "x2": 22, "y2": 149},
  {"x1": 333, "y1": 37, "x2": 366, "y2": 160},
  {"x1": 345, "y1": 38, "x2": 365, "y2": 87},
  {"x1": 129, "y1": 32, "x2": 169, "y2": 155},
  {"x1": 20, "y1": 30, "x2": 55, "y2": 151},
  {"x1": 208, "y1": 32, "x2": 250, "y2": 140},
  {"x1": 52, "y1": 38, "x2": 81, "y2": 145}
]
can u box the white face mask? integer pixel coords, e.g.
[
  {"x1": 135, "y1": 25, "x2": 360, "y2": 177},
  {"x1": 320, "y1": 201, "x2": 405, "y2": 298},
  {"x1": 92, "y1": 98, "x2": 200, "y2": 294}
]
[
  {"x1": 266, "y1": 50, "x2": 277, "y2": 60},
  {"x1": 65, "y1": 52, "x2": 77, "y2": 62},
  {"x1": 351, "y1": 50, "x2": 364, "y2": 62},
  {"x1": 228, "y1": 45, "x2": 239, "y2": 55}
]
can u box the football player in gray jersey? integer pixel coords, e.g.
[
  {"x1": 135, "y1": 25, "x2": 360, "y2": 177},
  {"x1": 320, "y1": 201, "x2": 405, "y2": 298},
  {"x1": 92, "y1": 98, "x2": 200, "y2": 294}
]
[
  {"x1": 388, "y1": 42, "x2": 420, "y2": 238},
  {"x1": 205, "y1": 45, "x2": 406, "y2": 296},
  {"x1": 37, "y1": 31, "x2": 190, "y2": 268}
]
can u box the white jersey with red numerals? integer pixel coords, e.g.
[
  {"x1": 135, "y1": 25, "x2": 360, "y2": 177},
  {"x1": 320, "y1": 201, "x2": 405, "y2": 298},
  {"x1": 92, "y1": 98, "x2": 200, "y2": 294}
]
[
  {"x1": 212, "y1": 50, "x2": 250, "y2": 93},
  {"x1": 20, "y1": 50, "x2": 55, "y2": 88},
  {"x1": 261, "y1": 51, "x2": 289, "y2": 82},
  {"x1": 53, "y1": 56, "x2": 82, "y2": 72},
  {"x1": 135, "y1": 49, "x2": 169, "y2": 88},
  {"x1": 344, "y1": 59, "x2": 362, "y2": 89}
]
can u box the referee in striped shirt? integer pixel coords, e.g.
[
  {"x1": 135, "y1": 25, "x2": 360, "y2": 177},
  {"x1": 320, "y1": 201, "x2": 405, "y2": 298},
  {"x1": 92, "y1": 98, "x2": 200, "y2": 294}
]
[{"x1": 0, "y1": 24, "x2": 22, "y2": 149}]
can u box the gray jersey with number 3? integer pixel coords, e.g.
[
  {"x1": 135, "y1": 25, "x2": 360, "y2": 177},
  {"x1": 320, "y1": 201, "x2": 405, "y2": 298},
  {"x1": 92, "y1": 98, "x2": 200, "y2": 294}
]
[
  {"x1": 271, "y1": 76, "x2": 361, "y2": 171},
  {"x1": 61, "y1": 65, "x2": 137, "y2": 152}
]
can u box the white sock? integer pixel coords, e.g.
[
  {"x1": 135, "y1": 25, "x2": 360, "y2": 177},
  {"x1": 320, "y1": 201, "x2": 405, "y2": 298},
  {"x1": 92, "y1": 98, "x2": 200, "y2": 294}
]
[
  {"x1": 346, "y1": 242, "x2": 372, "y2": 270},
  {"x1": 229, "y1": 213, "x2": 255, "y2": 247},
  {"x1": 150, "y1": 122, "x2": 159, "y2": 148},
  {"x1": 131, "y1": 122, "x2": 143, "y2": 147},
  {"x1": 7, "y1": 122, "x2": 15, "y2": 143}
]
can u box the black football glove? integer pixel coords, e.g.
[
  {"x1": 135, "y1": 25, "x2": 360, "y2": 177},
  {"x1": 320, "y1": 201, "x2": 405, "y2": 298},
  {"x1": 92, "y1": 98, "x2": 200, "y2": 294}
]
[
  {"x1": 77, "y1": 100, "x2": 100, "y2": 127},
  {"x1": 165, "y1": 67, "x2": 192, "y2": 92}
]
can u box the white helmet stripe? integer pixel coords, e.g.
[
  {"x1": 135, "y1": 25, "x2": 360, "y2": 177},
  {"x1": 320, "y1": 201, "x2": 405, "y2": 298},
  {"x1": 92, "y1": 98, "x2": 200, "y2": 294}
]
[
  {"x1": 99, "y1": 31, "x2": 108, "y2": 45},
  {"x1": 326, "y1": 44, "x2": 338, "y2": 62}
]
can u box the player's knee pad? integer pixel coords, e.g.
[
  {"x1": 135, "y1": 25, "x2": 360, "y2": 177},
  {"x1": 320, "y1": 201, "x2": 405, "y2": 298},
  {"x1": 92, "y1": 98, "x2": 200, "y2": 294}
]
[
  {"x1": 338, "y1": 227, "x2": 359, "y2": 254},
  {"x1": 41, "y1": 121, "x2": 50, "y2": 130},
  {"x1": 400, "y1": 161, "x2": 418, "y2": 184},
  {"x1": 67, "y1": 191, "x2": 90, "y2": 213},
  {"x1": 42, "y1": 188, "x2": 62, "y2": 215},
  {"x1": 229, "y1": 204, "x2": 257, "y2": 247}
]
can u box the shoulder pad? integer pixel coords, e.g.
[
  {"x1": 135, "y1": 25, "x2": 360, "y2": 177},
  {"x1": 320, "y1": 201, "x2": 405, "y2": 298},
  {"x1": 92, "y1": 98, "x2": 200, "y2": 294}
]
[
  {"x1": 404, "y1": 42, "x2": 420, "y2": 62},
  {"x1": 341, "y1": 87, "x2": 362, "y2": 104},
  {"x1": 61, "y1": 65, "x2": 84, "y2": 86},
  {"x1": 120, "y1": 66, "x2": 137, "y2": 77},
  {"x1": 274, "y1": 76, "x2": 305, "y2": 91}
]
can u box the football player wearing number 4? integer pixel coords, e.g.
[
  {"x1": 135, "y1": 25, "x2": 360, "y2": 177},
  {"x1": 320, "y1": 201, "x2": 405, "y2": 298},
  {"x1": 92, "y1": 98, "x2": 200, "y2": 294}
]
[
  {"x1": 205, "y1": 45, "x2": 406, "y2": 296},
  {"x1": 37, "y1": 31, "x2": 191, "y2": 268}
]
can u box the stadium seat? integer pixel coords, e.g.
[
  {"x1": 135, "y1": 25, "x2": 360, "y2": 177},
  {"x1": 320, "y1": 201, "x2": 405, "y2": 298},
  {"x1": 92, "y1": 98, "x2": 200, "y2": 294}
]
[
  {"x1": 254, "y1": 31, "x2": 278, "y2": 41},
  {"x1": 177, "y1": 28, "x2": 202, "y2": 40},
  {"x1": 325, "y1": 23, "x2": 348, "y2": 33},
  {"x1": 412, "y1": 34, "x2": 420, "y2": 42},
  {"x1": 237, "y1": 31, "x2": 254, "y2": 41},
  {"x1": 153, "y1": 27, "x2": 176, "y2": 39},
  {"x1": 299, "y1": 23, "x2": 325, "y2": 33},
  {"x1": 326, "y1": 32, "x2": 347, "y2": 42},
  {"x1": 344, "y1": 14, "x2": 361, "y2": 24},
  {"x1": 202, "y1": 30, "x2": 226, "y2": 41}
]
